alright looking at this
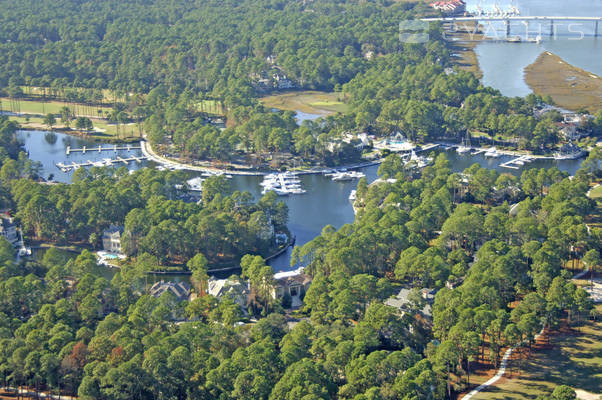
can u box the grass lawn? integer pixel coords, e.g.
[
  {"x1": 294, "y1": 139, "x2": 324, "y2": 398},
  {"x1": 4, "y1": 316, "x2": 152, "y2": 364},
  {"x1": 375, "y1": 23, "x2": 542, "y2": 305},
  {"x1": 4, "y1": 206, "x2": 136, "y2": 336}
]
[
  {"x1": 197, "y1": 99, "x2": 224, "y2": 115},
  {"x1": 9, "y1": 115, "x2": 141, "y2": 142},
  {"x1": 1, "y1": 97, "x2": 112, "y2": 117},
  {"x1": 472, "y1": 305, "x2": 602, "y2": 400},
  {"x1": 590, "y1": 185, "x2": 602, "y2": 200},
  {"x1": 260, "y1": 91, "x2": 348, "y2": 115}
]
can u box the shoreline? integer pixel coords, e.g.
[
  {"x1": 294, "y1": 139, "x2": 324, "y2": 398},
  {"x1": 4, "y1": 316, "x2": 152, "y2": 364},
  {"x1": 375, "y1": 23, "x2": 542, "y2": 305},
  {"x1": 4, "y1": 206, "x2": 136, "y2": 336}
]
[{"x1": 525, "y1": 51, "x2": 602, "y2": 113}]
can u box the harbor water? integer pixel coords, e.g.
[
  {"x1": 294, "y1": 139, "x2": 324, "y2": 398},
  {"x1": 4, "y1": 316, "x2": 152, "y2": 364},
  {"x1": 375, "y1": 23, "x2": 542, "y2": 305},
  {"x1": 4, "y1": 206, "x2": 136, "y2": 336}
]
[
  {"x1": 18, "y1": 130, "x2": 584, "y2": 273},
  {"x1": 465, "y1": 0, "x2": 602, "y2": 97}
]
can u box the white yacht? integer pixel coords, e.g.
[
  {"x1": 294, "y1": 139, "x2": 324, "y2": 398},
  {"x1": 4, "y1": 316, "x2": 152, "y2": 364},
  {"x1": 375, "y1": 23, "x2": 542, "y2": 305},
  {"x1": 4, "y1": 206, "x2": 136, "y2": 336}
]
[
  {"x1": 260, "y1": 172, "x2": 305, "y2": 195},
  {"x1": 329, "y1": 171, "x2": 365, "y2": 181},
  {"x1": 405, "y1": 151, "x2": 433, "y2": 168},
  {"x1": 349, "y1": 190, "x2": 357, "y2": 202},
  {"x1": 484, "y1": 147, "x2": 501, "y2": 158},
  {"x1": 456, "y1": 132, "x2": 472, "y2": 153}
]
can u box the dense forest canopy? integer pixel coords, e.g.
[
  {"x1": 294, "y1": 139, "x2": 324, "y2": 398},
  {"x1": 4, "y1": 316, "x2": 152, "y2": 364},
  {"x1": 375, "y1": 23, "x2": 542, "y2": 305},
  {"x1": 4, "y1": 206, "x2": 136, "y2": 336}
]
[
  {"x1": 0, "y1": 0, "x2": 420, "y2": 93},
  {"x1": 0, "y1": 0, "x2": 600, "y2": 398}
]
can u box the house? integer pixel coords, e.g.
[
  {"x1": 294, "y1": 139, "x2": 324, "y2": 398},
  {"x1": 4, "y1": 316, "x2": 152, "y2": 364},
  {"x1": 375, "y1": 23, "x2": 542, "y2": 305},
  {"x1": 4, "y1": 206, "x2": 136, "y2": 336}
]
[
  {"x1": 555, "y1": 122, "x2": 580, "y2": 141},
  {"x1": 207, "y1": 277, "x2": 250, "y2": 308},
  {"x1": 273, "y1": 73, "x2": 295, "y2": 90},
  {"x1": 149, "y1": 280, "x2": 191, "y2": 301},
  {"x1": 0, "y1": 214, "x2": 18, "y2": 244},
  {"x1": 272, "y1": 268, "x2": 312, "y2": 308},
  {"x1": 102, "y1": 225, "x2": 123, "y2": 254},
  {"x1": 385, "y1": 288, "x2": 435, "y2": 317}
]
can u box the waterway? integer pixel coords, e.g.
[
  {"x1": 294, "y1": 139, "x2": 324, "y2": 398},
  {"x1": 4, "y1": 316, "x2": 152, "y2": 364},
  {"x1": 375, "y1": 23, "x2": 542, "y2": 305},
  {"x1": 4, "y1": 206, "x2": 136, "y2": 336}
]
[
  {"x1": 18, "y1": 130, "x2": 585, "y2": 274},
  {"x1": 465, "y1": 0, "x2": 602, "y2": 97}
]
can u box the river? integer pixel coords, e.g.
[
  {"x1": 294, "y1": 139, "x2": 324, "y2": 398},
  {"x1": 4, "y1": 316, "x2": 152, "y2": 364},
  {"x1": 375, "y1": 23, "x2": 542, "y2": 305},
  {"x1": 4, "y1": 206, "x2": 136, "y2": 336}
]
[
  {"x1": 17, "y1": 130, "x2": 585, "y2": 274},
  {"x1": 464, "y1": 0, "x2": 602, "y2": 97}
]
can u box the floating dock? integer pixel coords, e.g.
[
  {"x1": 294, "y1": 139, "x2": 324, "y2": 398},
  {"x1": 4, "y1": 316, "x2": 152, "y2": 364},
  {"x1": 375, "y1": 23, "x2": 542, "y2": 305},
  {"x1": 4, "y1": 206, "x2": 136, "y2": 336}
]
[
  {"x1": 66, "y1": 144, "x2": 141, "y2": 155},
  {"x1": 500, "y1": 155, "x2": 534, "y2": 169},
  {"x1": 56, "y1": 156, "x2": 147, "y2": 172}
]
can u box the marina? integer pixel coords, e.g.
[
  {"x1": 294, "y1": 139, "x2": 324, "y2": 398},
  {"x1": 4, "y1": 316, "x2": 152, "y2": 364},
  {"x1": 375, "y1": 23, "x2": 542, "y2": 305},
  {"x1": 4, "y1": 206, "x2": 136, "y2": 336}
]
[
  {"x1": 261, "y1": 172, "x2": 306, "y2": 195},
  {"x1": 500, "y1": 155, "x2": 534, "y2": 169},
  {"x1": 16, "y1": 130, "x2": 587, "y2": 272},
  {"x1": 66, "y1": 144, "x2": 141, "y2": 155},
  {"x1": 56, "y1": 156, "x2": 147, "y2": 172}
]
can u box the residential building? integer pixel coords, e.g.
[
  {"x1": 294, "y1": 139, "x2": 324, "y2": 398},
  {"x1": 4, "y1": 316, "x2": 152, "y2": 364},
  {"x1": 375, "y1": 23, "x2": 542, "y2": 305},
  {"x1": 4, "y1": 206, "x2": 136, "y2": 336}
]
[
  {"x1": 0, "y1": 214, "x2": 18, "y2": 244},
  {"x1": 149, "y1": 280, "x2": 191, "y2": 301},
  {"x1": 102, "y1": 225, "x2": 123, "y2": 254},
  {"x1": 556, "y1": 122, "x2": 580, "y2": 141},
  {"x1": 207, "y1": 277, "x2": 250, "y2": 308},
  {"x1": 273, "y1": 268, "x2": 312, "y2": 308},
  {"x1": 385, "y1": 288, "x2": 435, "y2": 318}
]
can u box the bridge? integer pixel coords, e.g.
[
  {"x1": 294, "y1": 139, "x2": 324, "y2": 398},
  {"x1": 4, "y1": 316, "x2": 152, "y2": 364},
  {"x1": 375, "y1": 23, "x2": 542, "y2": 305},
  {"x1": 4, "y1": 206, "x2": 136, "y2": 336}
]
[{"x1": 421, "y1": 16, "x2": 602, "y2": 37}]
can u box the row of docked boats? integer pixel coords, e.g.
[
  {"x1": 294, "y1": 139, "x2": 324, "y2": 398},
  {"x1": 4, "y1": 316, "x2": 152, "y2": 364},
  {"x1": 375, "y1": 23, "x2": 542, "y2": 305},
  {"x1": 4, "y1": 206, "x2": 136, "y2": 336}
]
[
  {"x1": 323, "y1": 170, "x2": 366, "y2": 181},
  {"x1": 261, "y1": 172, "x2": 306, "y2": 195}
]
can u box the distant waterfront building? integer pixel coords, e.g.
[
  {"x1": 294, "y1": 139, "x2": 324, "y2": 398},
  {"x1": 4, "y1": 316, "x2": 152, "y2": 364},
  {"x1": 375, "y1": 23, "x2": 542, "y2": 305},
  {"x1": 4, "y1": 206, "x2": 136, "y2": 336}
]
[
  {"x1": 102, "y1": 225, "x2": 123, "y2": 254},
  {"x1": 149, "y1": 280, "x2": 191, "y2": 301},
  {"x1": 0, "y1": 214, "x2": 18, "y2": 244},
  {"x1": 430, "y1": 0, "x2": 466, "y2": 15}
]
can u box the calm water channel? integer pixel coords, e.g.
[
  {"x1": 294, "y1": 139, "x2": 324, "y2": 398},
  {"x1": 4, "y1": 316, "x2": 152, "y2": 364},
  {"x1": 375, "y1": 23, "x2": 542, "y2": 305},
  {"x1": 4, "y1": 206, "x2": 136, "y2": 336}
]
[
  {"x1": 464, "y1": 0, "x2": 602, "y2": 97},
  {"x1": 18, "y1": 130, "x2": 584, "y2": 274}
]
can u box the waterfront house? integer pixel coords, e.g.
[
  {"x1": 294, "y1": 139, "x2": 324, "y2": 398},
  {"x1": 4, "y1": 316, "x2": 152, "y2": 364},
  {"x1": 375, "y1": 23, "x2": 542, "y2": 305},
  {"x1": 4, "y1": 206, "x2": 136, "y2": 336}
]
[
  {"x1": 385, "y1": 288, "x2": 435, "y2": 318},
  {"x1": 0, "y1": 214, "x2": 18, "y2": 245},
  {"x1": 556, "y1": 122, "x2": 580, "y2": 141},
  {"x1": 102, "y1": 225, "x2": 123, "y2": 254},
  {"x1": 272, "y1": 268, "x2": 312, "y2": 308},
  {"x1": 207, "y1": 276, "x2": 249, "y2": 308},
  {"x1": 149, "y1": 280, "x2": 191, "y2": 301}
]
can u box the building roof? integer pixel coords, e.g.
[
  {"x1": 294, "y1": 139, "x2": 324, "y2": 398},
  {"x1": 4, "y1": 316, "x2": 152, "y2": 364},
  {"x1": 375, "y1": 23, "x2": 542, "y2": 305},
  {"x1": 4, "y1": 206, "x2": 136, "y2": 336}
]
[
  {"x1": 0, "y1": 215, "x2": 15, "y2": 231},
  {"x1": 103, "y1": 225, "x2": 123, "y2": 237},
  {"x1": 149, "y1": 280, "x2": 191, "y2": 299}
]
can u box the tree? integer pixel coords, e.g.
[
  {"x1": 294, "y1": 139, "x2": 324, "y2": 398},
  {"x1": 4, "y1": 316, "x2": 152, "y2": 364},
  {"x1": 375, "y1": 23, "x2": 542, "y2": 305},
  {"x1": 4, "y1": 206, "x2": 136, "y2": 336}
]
[
  {"x1": 582, "y1": 249, "x2": 600, "y2": 287},
  {"x1": 43, "y1": 113, "x2": 56, "y2": 130},
  {"x1": 269, "y1": 359, "x2": 335, "y2": 400},
  {"x1": 188, "y1": 253, "x2": 209, "y2": 295}
]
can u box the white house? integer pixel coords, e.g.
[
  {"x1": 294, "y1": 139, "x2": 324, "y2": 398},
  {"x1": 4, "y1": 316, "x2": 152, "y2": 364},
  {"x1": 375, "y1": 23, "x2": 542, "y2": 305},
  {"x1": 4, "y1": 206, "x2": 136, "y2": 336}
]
[
  {"x1": 0, "y1": 215, "x2": 18, "y2": 244},
  {"x1": 102, "y1": 225, "x2": 123, "y2": 254}
]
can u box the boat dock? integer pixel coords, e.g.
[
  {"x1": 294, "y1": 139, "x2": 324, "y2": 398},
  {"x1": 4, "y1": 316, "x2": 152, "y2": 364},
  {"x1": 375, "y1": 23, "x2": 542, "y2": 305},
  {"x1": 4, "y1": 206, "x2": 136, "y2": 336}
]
[
  {"x1": 418, "y1": 143, "x2": 439, "y2": 152},
  {"x1": 471, "y1": 148, "x2": 487, "y2": 155},
  {"x1": 56, "y1": 156, "x2": 148, "y2": 172},
  {"x1": 66, "y1": 144, "x2": 141, "y2": 155},
  {"x1": 500, "y1": 155, "x2": 534, "y2": 170}
]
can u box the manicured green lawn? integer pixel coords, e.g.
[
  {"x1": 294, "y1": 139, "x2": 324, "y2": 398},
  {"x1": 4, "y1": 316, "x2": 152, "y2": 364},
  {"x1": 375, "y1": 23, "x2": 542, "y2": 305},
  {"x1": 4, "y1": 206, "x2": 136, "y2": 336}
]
[
  {"x1": 590, "y1": 185, "x2": 602, "y2": 199},
  {"x1": 473, "y1": 305, "x2": 602, "y2": 400},
  {"x1": 260, "y1": 91, "x2": 348, "y2": 115},
  {"x1": 1, "y1": 97, "x2": 112, "y2": 117}
]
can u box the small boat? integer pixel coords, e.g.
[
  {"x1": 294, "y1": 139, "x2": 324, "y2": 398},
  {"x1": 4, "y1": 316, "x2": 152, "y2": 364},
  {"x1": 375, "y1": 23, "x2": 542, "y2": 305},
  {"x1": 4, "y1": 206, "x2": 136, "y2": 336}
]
[
  {"x1": 456, "y1": 132, "x2": 472, "y2": 153},
  {"x1": 484, "y1": 147, "x2": 501, "y2": 158},
  {"x1": 405, "y1": 151, "x2": 433, "y2": 168},
  {"x1": 506, "y1": 35, "x2": 521, "y2": 43},
  {"x1": 17, "y1": 229, "x2": 31, "y2": 257},
  {"x1": 349, "y1": 190, "x2": 357, "y2": 202},
  {"x1": 260, "y1": 172, "x2": 306, "y2": 195},
  {"x1": 330, "y1": 171, "x2": 365, "y2": 181}
]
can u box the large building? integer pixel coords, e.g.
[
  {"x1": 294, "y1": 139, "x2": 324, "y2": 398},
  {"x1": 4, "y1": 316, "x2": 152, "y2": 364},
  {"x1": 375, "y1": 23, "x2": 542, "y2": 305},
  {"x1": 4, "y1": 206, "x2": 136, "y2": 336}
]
[{"x1": 430, "y1": 0, "x2": 466, "y2": 15}]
